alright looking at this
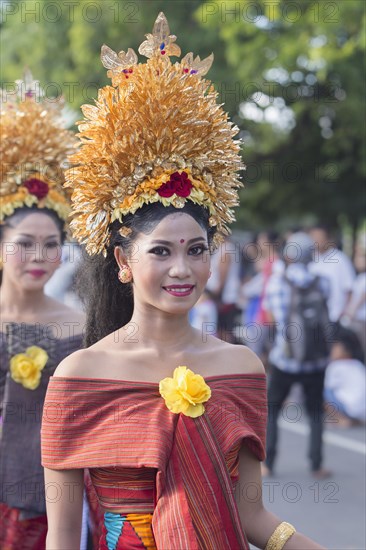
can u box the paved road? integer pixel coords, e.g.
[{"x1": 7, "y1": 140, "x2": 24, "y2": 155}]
[{"x1": 252, "y1": 418, "x2": 366, "y2": 549}]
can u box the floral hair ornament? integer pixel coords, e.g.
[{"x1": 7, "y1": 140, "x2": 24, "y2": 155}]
[
  {"x1": 159, "y1": 366, "x2": 211, "y2": 418},
  {"x1": 10, "y1": 345, "x2": 48, "y2": 390},
  {"x1": 0, "y1": 69, "x2": 77, "y2": 229},
  {"x1": 65, "y1": 12, "x2": 244, "y2": 257}
]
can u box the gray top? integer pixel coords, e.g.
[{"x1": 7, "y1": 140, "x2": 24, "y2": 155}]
[{"x1": 0, "y1": 322, "x2": 83, "y2": 518}]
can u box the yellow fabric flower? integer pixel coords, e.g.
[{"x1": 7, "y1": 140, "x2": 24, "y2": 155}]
[
  {"x1": 10, "y1": 346, "x2": 48, "y2": 390},
  {"x1": 159, "y1": 366, "x2": 211, "y2": 418}
]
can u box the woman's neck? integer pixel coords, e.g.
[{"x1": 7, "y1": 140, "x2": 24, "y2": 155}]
[
  {"x1": 0, "y1": 281, "x2": 49, "y2": 319},
  {"x1": 127, "y1": 306, "x2": 196, "y2": 353}
]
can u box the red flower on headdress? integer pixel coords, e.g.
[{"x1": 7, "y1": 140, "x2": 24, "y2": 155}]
[
  {"x1": 157, "y1": 171, "x2": 193, "y2": 198},
  {"x1": 23, "y1": 178, "x2": 49, "y2": 200}
]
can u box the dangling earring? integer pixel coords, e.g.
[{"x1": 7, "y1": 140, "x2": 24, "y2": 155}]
[{"x1": 118, "y1": 265, "x2": 133, "y2": 284}]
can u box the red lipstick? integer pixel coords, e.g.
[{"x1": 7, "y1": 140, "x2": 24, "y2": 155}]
[
  {"x1": 27, "y1": 270, "x2": 47, "y2": 278},
  {"x1": 163, "y1": 285, "x2": 195, "y2": 297}
]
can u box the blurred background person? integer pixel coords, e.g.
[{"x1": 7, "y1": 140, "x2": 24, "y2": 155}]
[
  {"x1": 240, "y1": 230, "x2": 280, "y2": 368},
  {"x1": 340, "y1": 244, "x2": 366, "y2": 358},
  {"x1": 206, "y1": 236, "x2": 242, "y2": 343},
  {"x1": 45, "y1": 241, "x2": 83, "y2": 308},
  {"x1": 189, "y1": 288, "x2": 218, "y2": 337},
  {"x1": 0, "y1": 73, "x2": 94, "y2": 549},
  {"x1": 324, "y1": 325, "x2": 365, "y2": 428},
  {"x1": 309, "y1": 225, "x2": 355, "y2": 322},
  {"x1": 261, "y1": 232, "x2": 331, "y2": 479}
]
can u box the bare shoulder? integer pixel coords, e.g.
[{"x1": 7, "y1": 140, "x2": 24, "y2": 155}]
[
  {"x1": 53, "y1": 348, "x2": 102, "y2": 378},
  {"x1": 54, "y1": 328, "x2": 139, "y2": 380},
  {"x1": 226, "y1": 344, "x2": 266, "y2": 375},
  {"x1": 202, "y1": 335, "x2": 265, "y2": 376}
]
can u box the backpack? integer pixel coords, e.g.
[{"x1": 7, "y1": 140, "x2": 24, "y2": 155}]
[{"x1": 284, "y1": 275, "x2": 330, "y2": 362}]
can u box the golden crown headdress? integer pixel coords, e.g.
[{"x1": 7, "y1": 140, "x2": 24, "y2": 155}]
[
  {"x1": 66, "y1": 12, "x2": 244, "y2": 256},
  {"x1": 0, "y1": 69, "x2": 77, "y2": 227}
]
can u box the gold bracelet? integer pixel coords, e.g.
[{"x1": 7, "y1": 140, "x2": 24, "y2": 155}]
[{"x1": 265, "y1": 522, "x2": 296, "y2": 550}]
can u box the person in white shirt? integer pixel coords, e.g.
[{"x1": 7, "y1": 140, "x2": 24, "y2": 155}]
[
  {"x1": 206, "y1": 237, "x2": 241, "y2": 342},
  {"x1": 189, "y1": 290, "x2": 218, "y2": 336},
  {"x1": 45, "y1": 242, "x2": 83, "y2": 307},
  {"x1": 309, "y1": 225, "x2": 355, "y2": 321},
  {"x1": 324, "y1": 325, "x2": 366, "y2": 426},
  {"x1": 341, "y1": 247, "x2": 366, "y2": 357}
]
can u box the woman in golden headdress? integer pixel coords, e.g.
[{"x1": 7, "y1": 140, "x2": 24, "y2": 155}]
[
  {"x1": 0, "y1": 72, "x2": 89, "y2": 549},
  {"x1": 41, "y1": 14, "x2": 324, "y2": 550}
]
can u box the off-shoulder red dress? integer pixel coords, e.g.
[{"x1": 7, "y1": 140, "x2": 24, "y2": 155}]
[{"x1": 41, "y1": 373, "x2": 267, "y2": 549}]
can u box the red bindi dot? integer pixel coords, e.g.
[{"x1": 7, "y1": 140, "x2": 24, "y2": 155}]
[{"x1": 180, "y1": 239, "x2": 185, "y2": 244}]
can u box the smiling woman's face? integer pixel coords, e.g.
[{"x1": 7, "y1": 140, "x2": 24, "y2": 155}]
[
  {"x1": 115, "y1": 212, "x2": 211, "y2": 316},
  {"x1": 1, "y1": 212, "x2": 62, "y2": 291}
]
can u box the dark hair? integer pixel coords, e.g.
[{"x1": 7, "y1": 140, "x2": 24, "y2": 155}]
[
  {"x1": 76, "y1": 202, "x2": 216, "y2": 347},
  {"x1": 332, "y1": 324, "x2": 364, "y2": 363},
  {"x1": 310, "y1": 223, "x2": 333, "y2": 237},
  {"x1": 254, "y1": 230, "x2": 279, "y2": 245},
  {"x1": 0, "y1": 206, "x2": 66, "y2": 286}
]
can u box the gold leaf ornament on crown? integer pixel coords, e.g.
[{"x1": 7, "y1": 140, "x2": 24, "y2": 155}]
[
  {"x1": 66, "y1": 12, "x2": 245, "y2": 257},
  {"x1": 0, "y1": 69, "x2": 77, "y2": 228}
]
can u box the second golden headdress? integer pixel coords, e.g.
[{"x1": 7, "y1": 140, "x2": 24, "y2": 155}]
[
  {"x1": 0, "y1": 70, "x2": 76, "y2": 227},
  {"x1": 66, "y1": 13, "x2": 244, "y2": 256}
]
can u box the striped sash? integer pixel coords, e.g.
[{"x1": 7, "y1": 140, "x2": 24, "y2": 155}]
[{"x1": 153, "y1": 412, "x2": 249, "y2": 549}]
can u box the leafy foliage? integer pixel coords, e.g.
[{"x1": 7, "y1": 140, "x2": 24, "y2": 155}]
[
  {"x1": 197, "y1": 0, "x2": 365, "y2": 233},
  {"x1": 1, "y1": 0, "x2": 364, "y2": 234}
]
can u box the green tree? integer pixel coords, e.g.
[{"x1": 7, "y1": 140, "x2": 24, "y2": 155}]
[
  {"x1": 1, "y1": 0, "x2": 224, "y2": 111},
  {"x1": 197, "y1": 0, "x2": 365, "y2": 240}
]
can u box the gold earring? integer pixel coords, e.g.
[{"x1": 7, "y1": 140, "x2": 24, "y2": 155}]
[{"x1": 118, "y1": 265, "x2": 133, "y2": 284}]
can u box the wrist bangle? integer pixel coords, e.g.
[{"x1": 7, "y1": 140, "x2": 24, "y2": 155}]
[{"x1": 265, "y1": 522, "x2": 296, "y2": 550}]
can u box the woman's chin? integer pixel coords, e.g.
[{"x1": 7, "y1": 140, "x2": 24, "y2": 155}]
[{"x1": 159, "y1": 300, "x2": 195, "y2": 316}]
